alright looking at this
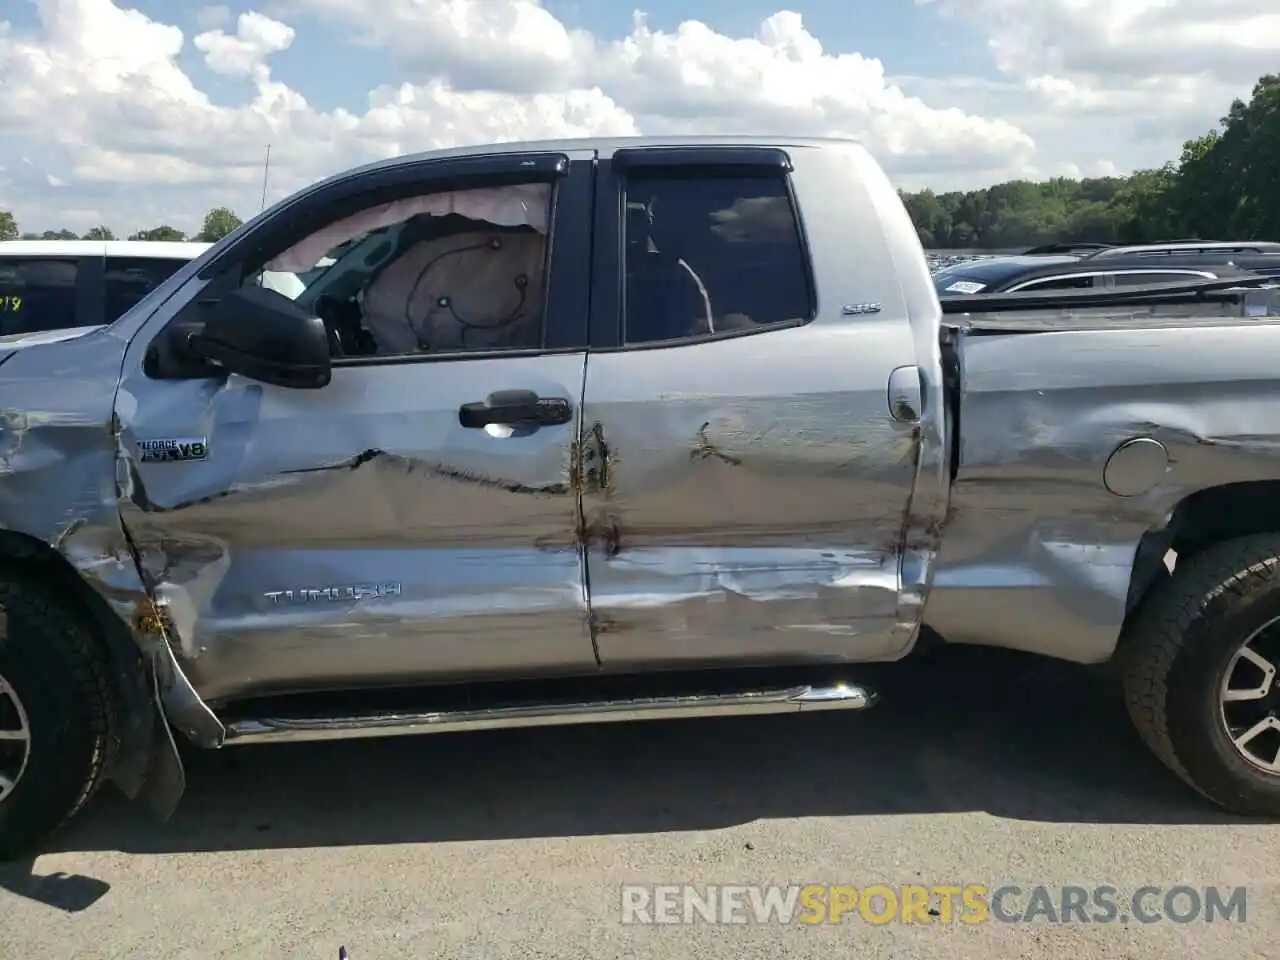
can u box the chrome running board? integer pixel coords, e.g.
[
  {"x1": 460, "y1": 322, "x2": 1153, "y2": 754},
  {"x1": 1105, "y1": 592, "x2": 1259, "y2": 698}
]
[{"x1": 221, "y1": 682, "x2": 875, "y2": 746}]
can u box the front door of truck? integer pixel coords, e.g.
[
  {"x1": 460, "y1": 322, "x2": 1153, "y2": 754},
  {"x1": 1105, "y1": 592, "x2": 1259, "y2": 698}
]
[
  {"x1": 579, "y1": 144, "x2": 928, "y2": 670},
  {"x1": 113, "y1": 150, "x2": 598, "y2": 705}
]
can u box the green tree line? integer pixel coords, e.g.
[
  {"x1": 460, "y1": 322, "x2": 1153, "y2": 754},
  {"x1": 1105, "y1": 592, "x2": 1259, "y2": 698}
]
[
  {"x1": 900, "y1": 74, "x2": 1278, "y2": 249},
  {"x1": 1, "y1": 74, "x2": 1275, "y2": 251},
  {"x1": 0, "y1": 207, "x2": 242, "y2": 244}
]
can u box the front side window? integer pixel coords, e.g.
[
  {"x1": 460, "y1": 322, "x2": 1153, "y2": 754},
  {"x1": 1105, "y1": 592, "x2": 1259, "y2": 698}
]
[
  {"x1": 241, "y1": 182, "x2": 554, "y2": 359},
  {"x1": 622, "y1": 174, "x2": 814, "y2": 344},
  {"x1": 104, "y1": 257, "x2": 191, "y2": 323},
  {"x1": 0, "y1": 258, "x2": 79, "y2": 335}
]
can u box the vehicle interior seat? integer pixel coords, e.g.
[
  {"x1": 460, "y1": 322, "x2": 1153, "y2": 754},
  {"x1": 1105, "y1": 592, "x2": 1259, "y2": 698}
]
[{"x1": 624, "y1": 200, "x2": 715, "y2": 343}]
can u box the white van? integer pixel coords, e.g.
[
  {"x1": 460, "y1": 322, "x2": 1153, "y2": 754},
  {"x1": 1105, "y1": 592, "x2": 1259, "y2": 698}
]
[{"x1": 0, "y1": 240, "x2": 305, "y2": 343}]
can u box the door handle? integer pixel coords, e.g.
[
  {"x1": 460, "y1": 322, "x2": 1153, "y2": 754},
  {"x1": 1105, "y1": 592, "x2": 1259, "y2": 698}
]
[
  {"x1": 887, "y1": 365, "x2": 921, "y2": 423},
  {"x1": 459, "y1": 389, "x2": 574, "y2": 429}
]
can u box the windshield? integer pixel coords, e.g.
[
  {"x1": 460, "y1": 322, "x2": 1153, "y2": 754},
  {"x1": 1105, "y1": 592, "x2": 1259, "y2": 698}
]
[
  {"x1": 296, "y1": 235, "x2": 379, "y2": 288},
  {"x1": 247, "y1": 230, "x2": 390, "y2": 302}
]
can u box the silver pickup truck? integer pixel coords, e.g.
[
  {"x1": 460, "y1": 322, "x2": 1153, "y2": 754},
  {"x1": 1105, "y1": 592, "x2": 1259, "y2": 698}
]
[{"x1": 2, "y1": 136, "x2": 1280, "y2": 858}]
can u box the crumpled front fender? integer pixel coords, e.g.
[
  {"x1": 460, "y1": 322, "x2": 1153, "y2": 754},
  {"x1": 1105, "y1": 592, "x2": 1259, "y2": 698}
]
[{"x1": 0, "y1": 327, "x2": 222, "y2": 817}]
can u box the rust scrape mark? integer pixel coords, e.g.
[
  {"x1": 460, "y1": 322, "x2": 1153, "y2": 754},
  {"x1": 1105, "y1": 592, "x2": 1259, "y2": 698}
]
[
  {"x1": 588, "y1": 611, "x2": 616, "y2": 635},
  {"x1": 133, "y1": 596, "x2": 177, "y2": 644},
  {"x1": 897, "y1": 503, "x2": 959, "y2": 555},
  {"x1": 578, "y1": 510, "x2": 623, "y2": 557},
  {"x1": 596, "y1": 514, "x2": 622, "y2": 557},
  {"x1": 569, "y1": 436, "x2": 583, "y2": 495},
  {"x1": 581, "y1": 422, "x2": 613, "y2": 495},
  {"x1": 691, "y1": 421, "x2": 741, "y2": 466},
  {"x1": 573, "y1": 424, "x2": 622, "y2": 557}
]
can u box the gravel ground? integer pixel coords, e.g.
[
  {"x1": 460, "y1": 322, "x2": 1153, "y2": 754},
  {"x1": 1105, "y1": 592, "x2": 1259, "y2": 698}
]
[{"x1": 2, "y1": 646, "x2": 1277, "y2": 959}]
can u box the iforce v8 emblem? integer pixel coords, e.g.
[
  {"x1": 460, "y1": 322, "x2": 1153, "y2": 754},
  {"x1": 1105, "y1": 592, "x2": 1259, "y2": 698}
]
[{"x1": 138, "y1": 436, "x2": 209, "y2": 463}]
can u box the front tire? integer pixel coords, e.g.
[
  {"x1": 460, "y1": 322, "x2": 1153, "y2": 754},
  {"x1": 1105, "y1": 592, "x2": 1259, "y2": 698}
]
[
  {"x1": 1120, "y1": 533, "x2": 1280, "y2": 816},
  {"x1": 0, "y1": 574, "x2": 118, "y2": 859}
]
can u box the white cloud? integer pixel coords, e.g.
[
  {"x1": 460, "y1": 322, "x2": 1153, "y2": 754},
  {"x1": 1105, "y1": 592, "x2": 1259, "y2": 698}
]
[
  {"x1": 0, "y1": 0, "x2": 1271, "y2": 234},
  {"x1": 923, "y1": 0, "x2": 1279, "y2": 86},
  {"x1": 909, "y1": 0, "x2": 1279, "y2": 176},
  {"x1": 194, "y1": 11, "x2": 296, "y2": 82},
  {"x1": 293, "y1": 0, "x2": 593, "y2": 92}
]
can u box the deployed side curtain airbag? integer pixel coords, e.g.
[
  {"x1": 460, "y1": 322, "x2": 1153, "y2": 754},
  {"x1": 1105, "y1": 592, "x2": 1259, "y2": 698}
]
[
  {"x1": 361, "y1": 230, "x2": 546, "y2": 354},
  {"x1": 266, "y1": 183, "x2": 551, "y2": 273}
]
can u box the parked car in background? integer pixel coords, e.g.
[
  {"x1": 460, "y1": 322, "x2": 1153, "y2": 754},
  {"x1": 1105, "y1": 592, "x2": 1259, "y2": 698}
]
[
  {"x1": 0, "y1": 240, "x2": 307, "y2": 345},
  {"x1": 933, "y1": 242, "x2": 1280, "y2": 296},
  {"x1": 1021, "y1": 240, "x2": 1280, "y2": 260},
  {"x1": 0, "y1": 240, "x2": 204, "y2": 342}
]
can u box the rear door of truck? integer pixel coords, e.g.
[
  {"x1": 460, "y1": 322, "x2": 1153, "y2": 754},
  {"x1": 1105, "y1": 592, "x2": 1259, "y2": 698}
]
[{"x1": 578, "y1": 142, "x2": 933, "y2": 670}]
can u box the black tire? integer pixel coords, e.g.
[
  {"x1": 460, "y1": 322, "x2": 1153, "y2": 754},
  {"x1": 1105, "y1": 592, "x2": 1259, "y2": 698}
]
[
  {"x1": 0, "y1": 573, "x2": 118, "y2": 859},
  {"x1": 1119, "y1": 533, "x2": 1280, "y2": 816}
]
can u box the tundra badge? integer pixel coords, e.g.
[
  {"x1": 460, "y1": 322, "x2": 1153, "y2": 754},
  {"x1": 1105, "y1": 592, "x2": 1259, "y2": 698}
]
[
  {"x1": 137, "y1": 436, "x2": 209, "y2": 463},
  {"x1": 263, "y1": 583, "x2": 403, "y2": 605}
]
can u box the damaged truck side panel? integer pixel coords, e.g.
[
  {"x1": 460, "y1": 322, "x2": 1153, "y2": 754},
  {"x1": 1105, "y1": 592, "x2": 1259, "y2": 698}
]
[
  {"x1": 112, "y1": 355, "x2": 595, "y2": 706},
  {"x1": 579, "y1": 144, "x2": 948, "y2": 668},
  {"x1": 7, "y1": 134, "x2": 1280, "y2": 860},
  {"x1": 927, "y1": 309, "x2": 1280, "y2": 662},
  {"x1": 110, "y1": 149, "x2": 599, "y2": 709}
]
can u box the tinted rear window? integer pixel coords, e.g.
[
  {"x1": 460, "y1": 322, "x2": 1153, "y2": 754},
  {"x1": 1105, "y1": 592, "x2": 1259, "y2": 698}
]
[
  {"x1": 0, "y1": 257, "x2": 80, "y2": 335},
  {"x1": 104, "y1": 256, "x2": 190, "y2": 323},
  {"x1": 621, "y1": 174, "x2": 815, "y2": 344}
]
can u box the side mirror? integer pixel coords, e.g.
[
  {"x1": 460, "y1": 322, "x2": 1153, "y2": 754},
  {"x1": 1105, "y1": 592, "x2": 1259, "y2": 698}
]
[{"x1": 189, "y1": 286, "x2": 331, "y2": 389}]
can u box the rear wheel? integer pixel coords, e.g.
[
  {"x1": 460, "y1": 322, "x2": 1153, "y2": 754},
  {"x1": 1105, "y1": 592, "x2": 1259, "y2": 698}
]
[
  {"x1": 0, "y1": 574, "x2": 118, "y2": 859},
  {"x1": 1120, "y1": 534, "x2": 1280, "y2": 816},
  {"x1": 0, "y1": 675, "x2": 32, "y2": 804}
]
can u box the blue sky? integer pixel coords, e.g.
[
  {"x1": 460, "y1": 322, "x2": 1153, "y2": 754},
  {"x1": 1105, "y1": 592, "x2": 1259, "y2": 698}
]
[
  {"x1": 6, "y1": 0, "x2": 996, "y2": 113},
  {"x1": 2, "y1": 0, "x2": 1271, "y2": 232}
]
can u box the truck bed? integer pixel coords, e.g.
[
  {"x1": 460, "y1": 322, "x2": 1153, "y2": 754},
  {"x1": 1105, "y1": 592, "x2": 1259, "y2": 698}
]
[
  {"x1": 943, "y1": 284, "x2": 1280, "y2": 334},
  {"x1": 927, "y1": 278, "x2": 1280, "y2": 664}
]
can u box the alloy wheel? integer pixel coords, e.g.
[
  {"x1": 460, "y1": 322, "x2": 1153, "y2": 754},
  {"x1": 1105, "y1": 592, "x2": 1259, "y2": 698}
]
[{"x1": 0, "y1": 673, "x2": 32, "y2": 803}]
